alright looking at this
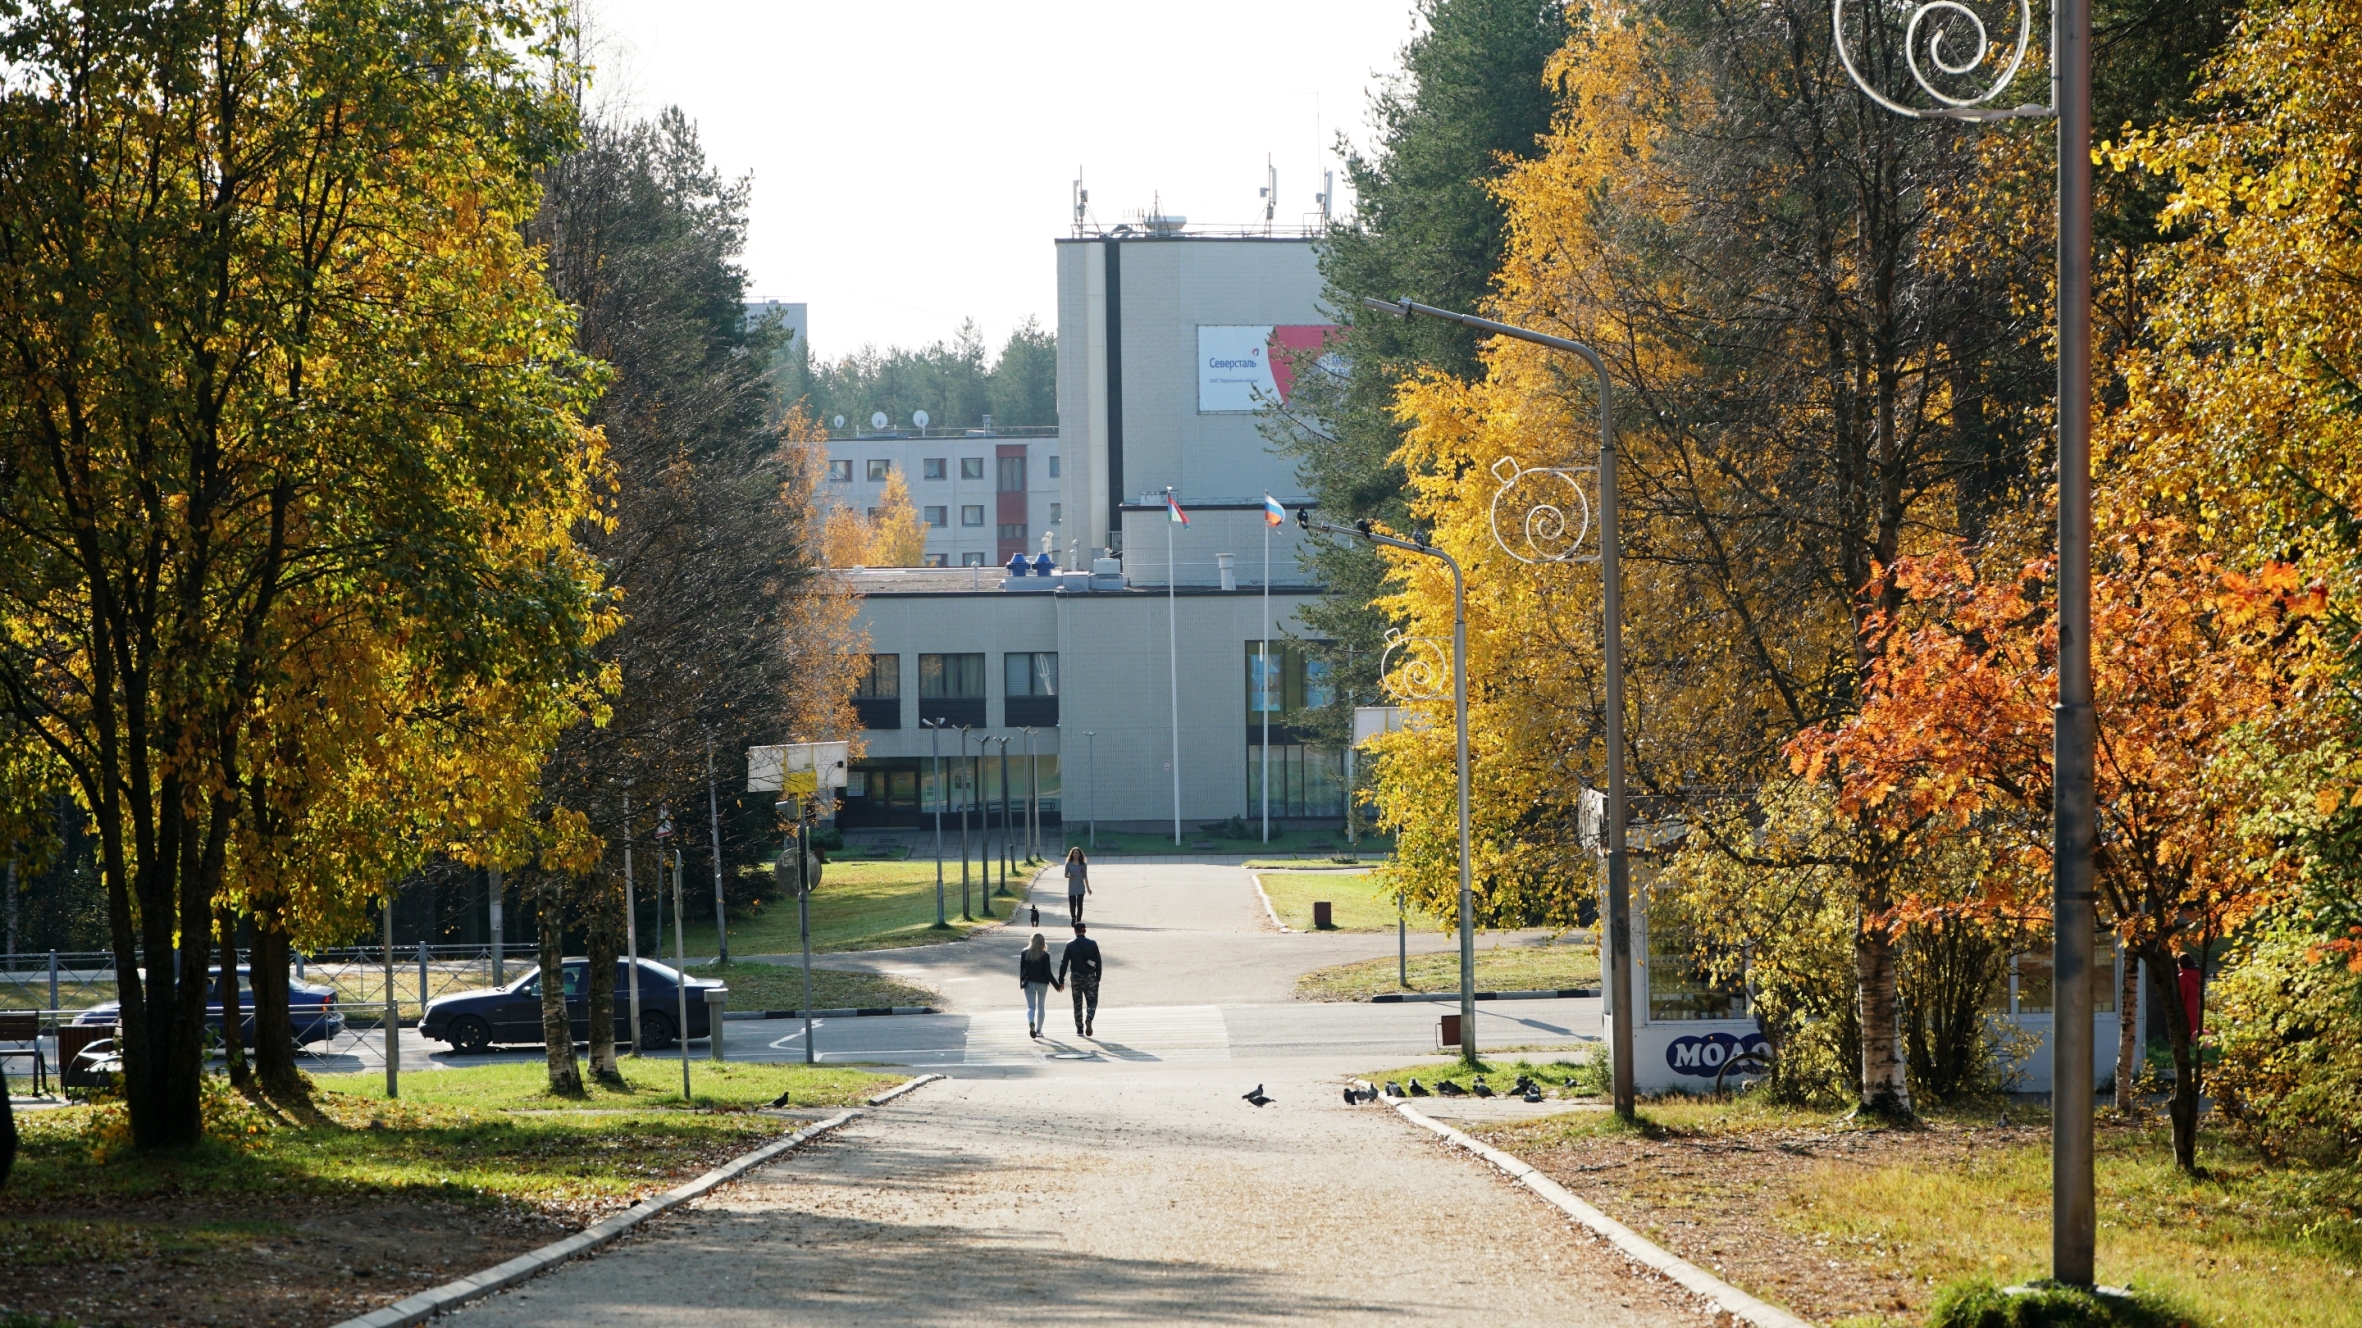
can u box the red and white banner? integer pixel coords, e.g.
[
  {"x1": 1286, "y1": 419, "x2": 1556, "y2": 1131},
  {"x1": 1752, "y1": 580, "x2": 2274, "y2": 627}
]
[{"x1": 1197, "y1": 324, "x2": 1338, "y2": 412}]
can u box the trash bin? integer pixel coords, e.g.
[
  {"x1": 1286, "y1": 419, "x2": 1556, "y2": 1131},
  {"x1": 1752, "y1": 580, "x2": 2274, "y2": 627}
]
[
  {"x1": 1312, "y1": 901, "x2": 1334, "y2": 929},
  {"x1": 705, "y1": 987, "x2": 728, "y2": 1061}
]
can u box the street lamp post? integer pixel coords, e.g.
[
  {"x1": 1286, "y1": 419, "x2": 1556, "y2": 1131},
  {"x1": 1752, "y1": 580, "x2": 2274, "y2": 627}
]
[
  {"x1": 1084, "y1": 731, "x2": 1097, "y2": 849},
  {"x1": 994, "y1": 735, "x2": 1014, "y2": 898},
  {"x1": 925, "y1": 719, "x2": 948, "y2": 927},
  {"x1": 705, "y1": 737, "x2": 729, "y2": 964},
  {"x1": 1359, "y1": 295, "x2": 1634, "y2": 1118},
  {"x1": 1022, "y1": 727, "x2": 1039, "y2": 863},
  {"x1": 1298, "y1": 508, "x2": 1478, "y2": 1063},
  {"x1": 958, "y1": 725, "x2": 975, "y2": 921},
  {"x1": 1829, "y1": 0, "x2": 2095, "y2": 1284}
]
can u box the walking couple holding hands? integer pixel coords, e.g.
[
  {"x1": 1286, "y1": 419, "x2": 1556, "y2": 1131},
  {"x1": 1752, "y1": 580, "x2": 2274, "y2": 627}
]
[{"x1": 1020, "y1": 926, "x2": 1100, "y2": 1038}]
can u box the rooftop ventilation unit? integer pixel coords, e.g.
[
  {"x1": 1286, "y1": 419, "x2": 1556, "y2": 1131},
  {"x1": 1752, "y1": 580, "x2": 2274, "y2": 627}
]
[{"x1": 1146, "y1": 214, "x2": 1186, "y2": 236}]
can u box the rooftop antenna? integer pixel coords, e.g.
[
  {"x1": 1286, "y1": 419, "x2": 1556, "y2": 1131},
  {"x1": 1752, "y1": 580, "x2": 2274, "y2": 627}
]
[
  {"x1": 1259, "y1": 155, "x2": 1276, "y2": 235},
  {"x1": 1316, "y1": 168, "x2": 1334, "y2": 229},
  {"x1": 1072, "y1": 170, "x2": 1088, "y2": 237}
]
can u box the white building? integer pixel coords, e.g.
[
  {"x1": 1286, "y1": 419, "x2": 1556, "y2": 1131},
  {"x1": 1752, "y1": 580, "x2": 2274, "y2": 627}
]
[
  {"x1": 833, "y1": 230, "x2": 1346, "y2": 834},
  {"x1": 818, "y1": 425, "x2": 1063, "y2": 569}
]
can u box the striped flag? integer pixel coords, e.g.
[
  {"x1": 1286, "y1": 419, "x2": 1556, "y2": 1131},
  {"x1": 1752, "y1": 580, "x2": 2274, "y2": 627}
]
[
  {"x1": 1263, "y1": 493, "x2": 1285, "y2": 527},
  {"x1": 1166, "y1": 491, "x2": 1190, "y2": 525}
]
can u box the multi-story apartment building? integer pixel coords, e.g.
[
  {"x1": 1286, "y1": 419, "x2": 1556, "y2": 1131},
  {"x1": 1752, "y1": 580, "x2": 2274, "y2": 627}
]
[{"x1": 818, "y1": 424, "x2": 1064, "y2": 568}]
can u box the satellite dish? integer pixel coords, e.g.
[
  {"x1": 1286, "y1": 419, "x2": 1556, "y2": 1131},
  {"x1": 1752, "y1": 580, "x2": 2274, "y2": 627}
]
[
  {"x1": 913, "y1": 410, "x2": 931, "y2": 430},
  {"x1": 870, "y1": 411, "x2": 888, "y2": 431},
  {"x1": 832, "y1": 415, "x2": 846, "y2": 430}
]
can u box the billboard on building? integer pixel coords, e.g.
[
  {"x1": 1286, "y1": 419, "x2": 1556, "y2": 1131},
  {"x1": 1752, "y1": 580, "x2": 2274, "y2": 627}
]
[{"x1": 1197, "y1": 325, "x2": 1337, "y2": 413}]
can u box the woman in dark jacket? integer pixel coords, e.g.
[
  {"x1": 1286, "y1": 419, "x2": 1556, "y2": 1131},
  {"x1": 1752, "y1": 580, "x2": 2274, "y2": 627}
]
[{"x1": 1019, "y1": 933, "x2": 1058, "y2": 1038}]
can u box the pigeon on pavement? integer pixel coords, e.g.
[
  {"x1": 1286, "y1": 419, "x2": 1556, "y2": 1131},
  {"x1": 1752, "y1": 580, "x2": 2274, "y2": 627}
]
[
  {"x1": 1342, "y1": 1087, "x2": 1357, "y2": 1106},
  {"x1": 1243, "y1": 1084, "x2": 1275, "y2": 1106},
  {"x1": 1437, "y1": 1081, "x2": 1466, "y2": 1097},
  {"x1": 1407, "y1": 1079, "x2": 1431, "y2": 1097},
  {"x1": 1521, "y1": 1085, "x2": 1545, "y2": 1103},
  {"x1": 768, "y1": 1090, "x2": 792, "y2": 1108},
  {"x1": 1472, "y1": 1081, "x2": 1496, "y2": 1098},
  {"x1": 1385, "y1": 1081, "x2": 1406, "y2": 1099}
]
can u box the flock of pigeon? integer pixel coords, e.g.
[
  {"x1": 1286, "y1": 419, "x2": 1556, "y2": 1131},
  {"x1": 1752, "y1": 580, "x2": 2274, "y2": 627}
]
[{"x1": 1238, "y1": 1076, "x2": 1553, "y2": 1108}]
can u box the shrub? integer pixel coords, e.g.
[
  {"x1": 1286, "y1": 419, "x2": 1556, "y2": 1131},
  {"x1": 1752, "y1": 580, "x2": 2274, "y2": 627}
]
[
  {"x1": 2209, "y1": 925, "x2": 2362, "y2": 1162},
  {"x1": 1926, "y1": 1278, "x2": 2201, "y2": 1328}
]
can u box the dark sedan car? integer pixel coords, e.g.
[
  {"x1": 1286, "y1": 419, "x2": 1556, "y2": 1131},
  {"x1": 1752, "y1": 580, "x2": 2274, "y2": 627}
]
[
  {"x1": 76, "y1": 965, "x2": 345, "y2": 1046},
  {"x1": 420, "y1": 958, "x2": 723, "y2": 1053}
]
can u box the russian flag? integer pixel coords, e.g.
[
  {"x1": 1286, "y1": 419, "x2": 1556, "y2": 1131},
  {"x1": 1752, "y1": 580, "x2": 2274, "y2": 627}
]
[
  {"x1": 1263, "y1": 493, "x2": 1285, "y2": 527},
  {"x1": 1166, "y1": 490, "x2": 1190, "y2": 525}
]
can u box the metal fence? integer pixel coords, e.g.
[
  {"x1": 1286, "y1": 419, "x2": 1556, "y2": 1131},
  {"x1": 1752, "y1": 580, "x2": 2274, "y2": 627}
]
[{"x1": 1, "y1": 942, "x2": 530, "y2": 1081}]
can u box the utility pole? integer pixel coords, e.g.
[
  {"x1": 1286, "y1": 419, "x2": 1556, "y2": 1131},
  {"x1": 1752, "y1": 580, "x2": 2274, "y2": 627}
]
[
  {"x1": 707, "y1": 737, "x2": 729, "y2": 964},
  {"x1": 926, "y1": 719, "x2": 947, "y2": 927},
  {"x1": 622, "y1": 793, "x2": 640, "y2": 1055}
]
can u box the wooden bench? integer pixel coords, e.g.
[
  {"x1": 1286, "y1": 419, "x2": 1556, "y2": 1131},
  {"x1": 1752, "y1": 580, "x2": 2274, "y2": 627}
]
[{"x1": 0, "y1": 1009, "x2": 48, "y2": 1097}]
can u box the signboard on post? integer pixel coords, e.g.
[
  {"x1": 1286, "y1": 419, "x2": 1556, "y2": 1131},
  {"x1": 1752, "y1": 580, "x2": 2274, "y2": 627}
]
[{"x1": 746, "y1": 742, "x2": 850, "y2": 795}]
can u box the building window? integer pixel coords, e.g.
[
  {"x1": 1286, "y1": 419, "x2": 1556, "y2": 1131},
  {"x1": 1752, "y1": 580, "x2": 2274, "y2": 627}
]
[
  {"x1": 1050, "y1": 503, "x2": 1062, "y2": 524},
  {"x1": 1048, "y1": 455, "x2": 1060, "y2": 478},
  {"x1": 997, "y1": 456, "x2": 1026, "y2": 491},
  {"x1": 919, "y1": 652, "x2": 987, "y2": 726},
  {"x1": 923, "y1": 458, "x2": 947, "y2": 480},
  {"x1": 961, "y1": 505, "x2": 985, "y2": 527},
  {"x1": 1246, "y1": 641, "x2": 1335, "y2": 715},
  {"x1": 827, "y1": 459, "x2": 852, "y2": 483},
  {"x1": 960, "y1": 456, "x2": 985, "y2": 480},
  {"x1": 923, "y1": 505, "x2": 948, "y2": 528},
  {"x1": 867, "y1": 459, "x2": 891, "y2": 482},
  {"x1": 961, "y1": 551, "x2": 987, "y2": 567},
  {"x1": 1245, "y1": 744, "x2": 1344, "y2": 819},
  {"x1": 1005, "y1": 652, "x2": 1058, "y2": 726},
  {"x1": 1006, "y1": 652, "x2": 1057, "y2": 696},
  {"x1": 852, "y1": 654, "x2": 900, "y2": 730},
  {"x1": 923, "y1": 553, "x2": 949, "y2": 568},
  {"x1": 998, "y1": 523, "x2": 1026, "y2": 541}
]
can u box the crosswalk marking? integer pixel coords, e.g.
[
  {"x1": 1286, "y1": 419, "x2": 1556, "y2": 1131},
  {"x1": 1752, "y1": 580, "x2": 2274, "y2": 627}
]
[{"x1": 961, "y1": 1005, "x2": 1231, "y2": 1065}]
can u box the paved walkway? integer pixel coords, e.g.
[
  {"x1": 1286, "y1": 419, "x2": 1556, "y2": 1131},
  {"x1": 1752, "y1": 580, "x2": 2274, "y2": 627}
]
[
  {"x1": 448, "y1": 1064, "x2": 1689, "y2": 1326},
  {"x1": 437, "y1": 861, "x2": 1691, "y2": 1325}
]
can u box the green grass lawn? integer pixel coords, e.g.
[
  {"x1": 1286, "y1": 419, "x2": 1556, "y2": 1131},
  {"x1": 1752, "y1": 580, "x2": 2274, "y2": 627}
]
[
  {"x1": 1359, "y1": 1052, "x2": 1608, "y2": 1098},
  {"x1": 1473, "y1": 1099, "x2": 2362, "y2": 1328},
  {"x1": 678, "y1": 959, "x2": 936, "y2": 1012},
  {"x1": 1295, "y1": 939, "x2": 1601, "y2": 1001},
  {"x1": 8, "y1": 1062, "x2": 898, "y2": 1210},
  {"x1": 1256, "y1": 870, "x2": 1430, "y2": 930},
  {"x1": 673, "y1": 858, "x2": 1007, "y2": 956},
  {"x1": 1059, "y1": 827, "x2": 1394, "y2": 856},
  {"x1": 315, "y1": 1056, "x2": 891, "y2": 1112}
]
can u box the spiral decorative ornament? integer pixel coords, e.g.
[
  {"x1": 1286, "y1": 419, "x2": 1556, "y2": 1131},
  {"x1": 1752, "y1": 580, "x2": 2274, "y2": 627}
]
[
  {"x1": 1832, "y1": 0, "x2": 2050, "y2": 120},
  {"x1": 1379, "y1": 628, "x2": 1452, "y2": 703},
  {"x1": 1488, "y1": 456, "x2": 1597, "y2": 565}
]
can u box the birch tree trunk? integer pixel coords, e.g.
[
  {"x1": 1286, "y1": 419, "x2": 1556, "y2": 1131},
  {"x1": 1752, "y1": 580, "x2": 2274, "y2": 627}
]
[
  {"x1": 1856, "y1": 918, "x2": 1913, "y2": 1117},
  {"x1": 537, "y1": 880, "x2": 583, "y2": 1097}
]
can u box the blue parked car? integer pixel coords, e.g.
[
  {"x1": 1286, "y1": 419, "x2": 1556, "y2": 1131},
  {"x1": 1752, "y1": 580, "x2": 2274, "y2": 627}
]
[
  {"x1": 420, "y1": 958, "x2": 722, "y2": 1053},
  {"x1": 76, "y1": 965, "x2": 345, "y2": 1047}
]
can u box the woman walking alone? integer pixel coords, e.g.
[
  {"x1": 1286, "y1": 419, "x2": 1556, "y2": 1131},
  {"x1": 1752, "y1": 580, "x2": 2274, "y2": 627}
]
[
  {"x1": 1064, "y1": 846, "x2": 1091, "y2": 923},
  {"x1": 1019, "y1": 933, "x2": 1058, "y2": 1038}
]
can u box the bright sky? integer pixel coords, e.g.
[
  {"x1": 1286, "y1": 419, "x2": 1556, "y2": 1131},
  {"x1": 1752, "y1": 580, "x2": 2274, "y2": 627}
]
[{"x1": 584, "y1": 0, "x2": 1421, "y2": 360}]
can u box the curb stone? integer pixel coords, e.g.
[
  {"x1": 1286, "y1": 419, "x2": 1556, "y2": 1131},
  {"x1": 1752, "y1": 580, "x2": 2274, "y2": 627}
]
[
  {"x1": 329, "y1": 1074, "x2": 944, "y2": 1328},
  {"x1": 723, "y1": 1005, "x2": 935, "y2": 1021},
  {"x1": 1248, "y1": 873, "x2": 1289, "y2": 931},
  {"x1": 1369, "y1": 987, "x2": 1599, "y2": 1003},
  {"x1": 1375, "y1": 1089, "x2": 1816, "y2": 1328}
]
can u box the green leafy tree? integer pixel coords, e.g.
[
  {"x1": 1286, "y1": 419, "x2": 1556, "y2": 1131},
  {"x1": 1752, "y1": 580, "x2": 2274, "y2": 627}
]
[{"x1": 0, "y1": 0, "x2": 608, "y2": 1148}]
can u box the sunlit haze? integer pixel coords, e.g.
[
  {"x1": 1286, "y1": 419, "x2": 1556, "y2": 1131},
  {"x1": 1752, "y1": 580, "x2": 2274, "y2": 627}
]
[{"x1": 584, "y1": 0, "x2": 1421, "y2": 358}]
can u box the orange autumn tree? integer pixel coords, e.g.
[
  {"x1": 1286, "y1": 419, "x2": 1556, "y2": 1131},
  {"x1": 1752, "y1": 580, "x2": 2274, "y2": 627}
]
[{"x1": 1793, "y1": 522, "x2": 2320, "y2": 1171}]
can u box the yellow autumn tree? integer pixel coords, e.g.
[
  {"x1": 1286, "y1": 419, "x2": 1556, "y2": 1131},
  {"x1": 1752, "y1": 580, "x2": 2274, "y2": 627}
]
[
  {"x1": 866, "y1": 466, "x2": 929, "y2": 567},
  {"x1": 1367, "y1": 2, "x2": 2047, "y2": 1113}
]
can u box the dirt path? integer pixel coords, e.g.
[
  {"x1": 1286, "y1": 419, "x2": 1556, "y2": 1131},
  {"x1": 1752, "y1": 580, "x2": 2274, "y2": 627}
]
[{"x1": 445, "y1": 1067, "x2": 1704, "y2": 1326}]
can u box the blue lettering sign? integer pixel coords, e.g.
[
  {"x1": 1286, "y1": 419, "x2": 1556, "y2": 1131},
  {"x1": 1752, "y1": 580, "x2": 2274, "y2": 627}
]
[{"x1": 1664, "y1": 1031, "x2": 1770, "y2": 1078}]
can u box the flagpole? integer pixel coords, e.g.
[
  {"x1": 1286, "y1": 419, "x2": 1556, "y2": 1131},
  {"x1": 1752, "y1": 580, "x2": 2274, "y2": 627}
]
[
  {"x1": 1261, "y1": 504, "x2": 1271, "y2": 844},
  {"x1": 1167, "y1": 487, "x2": 1182, "y2": 847}
]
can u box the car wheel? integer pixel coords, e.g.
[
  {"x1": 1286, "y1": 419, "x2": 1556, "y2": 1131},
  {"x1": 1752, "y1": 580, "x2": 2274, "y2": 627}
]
[
  {"x1": 638, "y1": 1010, "x2": 676, "y2": 1051},
  {"x1": 448, "y1": 1016, "x2": 492, "y2": 1055}
]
